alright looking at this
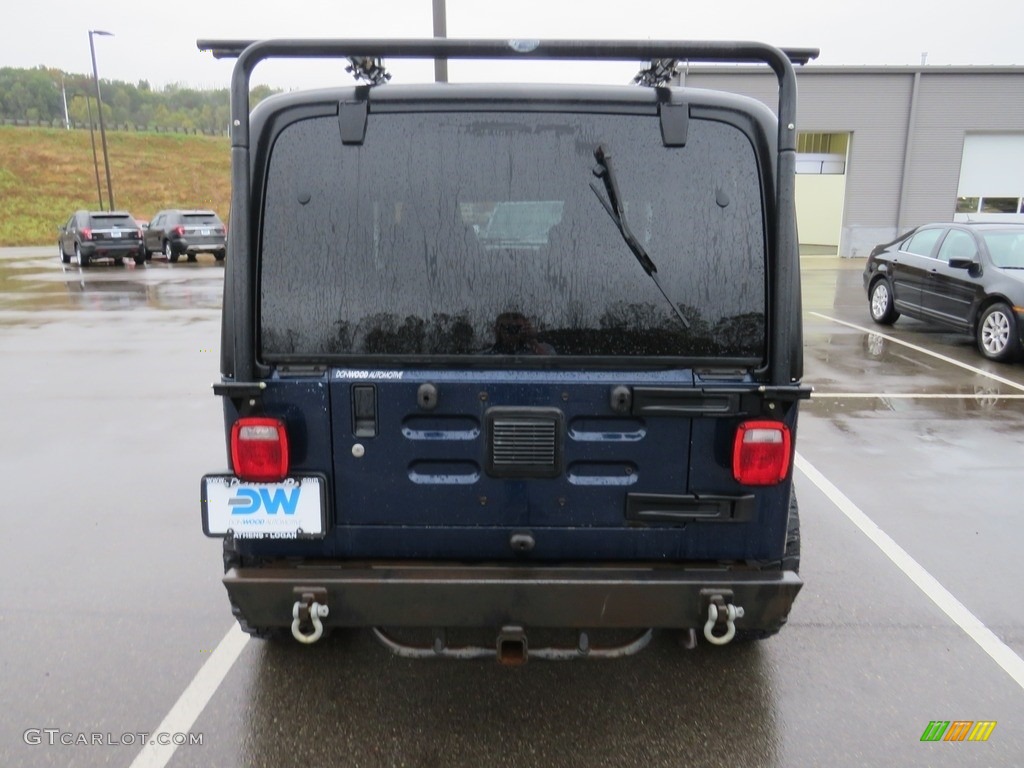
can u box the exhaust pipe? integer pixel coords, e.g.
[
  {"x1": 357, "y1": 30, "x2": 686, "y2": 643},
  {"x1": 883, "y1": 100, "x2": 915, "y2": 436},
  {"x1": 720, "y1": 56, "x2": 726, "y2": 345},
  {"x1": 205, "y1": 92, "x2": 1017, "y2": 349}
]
[{"x1": 497, "y1": 625, "x2": 528, "y2": 665}]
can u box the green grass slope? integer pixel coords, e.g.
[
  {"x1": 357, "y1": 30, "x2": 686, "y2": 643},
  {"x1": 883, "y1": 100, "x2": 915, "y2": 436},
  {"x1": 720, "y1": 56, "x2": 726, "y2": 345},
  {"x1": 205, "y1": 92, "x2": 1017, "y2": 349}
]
[{"x1": 0, "y1": 125, "x2": 230, "y2": 246}]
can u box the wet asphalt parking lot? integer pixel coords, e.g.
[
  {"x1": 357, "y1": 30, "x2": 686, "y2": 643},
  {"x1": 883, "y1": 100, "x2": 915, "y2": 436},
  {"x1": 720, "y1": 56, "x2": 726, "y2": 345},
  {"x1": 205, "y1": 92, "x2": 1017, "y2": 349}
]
[{"x1": 0, "y1": 247, "x2": 1022, "y2": 767}]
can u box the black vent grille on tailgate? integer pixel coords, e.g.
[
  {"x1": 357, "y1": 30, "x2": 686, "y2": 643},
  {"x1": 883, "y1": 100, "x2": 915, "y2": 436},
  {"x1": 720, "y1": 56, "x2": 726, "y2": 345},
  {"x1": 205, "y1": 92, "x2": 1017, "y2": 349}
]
[{"x1": 486, "y1": 408, "x2": 563, "y2": 478}]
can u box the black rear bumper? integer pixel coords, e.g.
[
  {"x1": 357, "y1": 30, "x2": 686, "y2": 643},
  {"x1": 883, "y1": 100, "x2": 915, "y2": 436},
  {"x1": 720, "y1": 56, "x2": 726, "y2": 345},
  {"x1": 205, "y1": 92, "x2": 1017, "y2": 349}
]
[{"x1": 225, "y1": 562, "x2": 802, "y2": 631}]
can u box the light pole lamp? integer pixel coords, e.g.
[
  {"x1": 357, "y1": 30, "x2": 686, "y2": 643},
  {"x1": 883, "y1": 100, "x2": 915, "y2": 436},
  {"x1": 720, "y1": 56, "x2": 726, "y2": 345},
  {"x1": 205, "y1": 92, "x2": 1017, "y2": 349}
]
[{"x1": 89, "y1": 29, "x2": 115, "y2": 211}]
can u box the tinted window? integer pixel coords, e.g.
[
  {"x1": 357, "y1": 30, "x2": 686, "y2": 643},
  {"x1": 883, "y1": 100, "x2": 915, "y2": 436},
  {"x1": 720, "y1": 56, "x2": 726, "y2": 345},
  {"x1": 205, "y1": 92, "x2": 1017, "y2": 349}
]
[
  {"x1": 260, "y1": 111, "x2": 767, "y2": 360},
  {"x1": 955, "y1": 196, "x2": 979, "y2": 214},
  {"x1": 904, "y1": 229, "x2": 943, "y2": 257},
  {"x1": 88, "y1": 214, "x2": 136, "y2": 228},
  {"x1": 183, "y1": 213, "x2": 222, "y2": 226},
  {"x1": 980, "y1": 197, "x2": 1019, "y2": 214},
  {"x1": 936, "y1": 230, "x2": 977, "y2": 263}
]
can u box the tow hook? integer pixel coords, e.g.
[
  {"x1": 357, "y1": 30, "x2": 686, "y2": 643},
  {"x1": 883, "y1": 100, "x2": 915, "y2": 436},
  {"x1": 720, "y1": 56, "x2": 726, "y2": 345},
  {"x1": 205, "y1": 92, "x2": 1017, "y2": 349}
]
[
  {"x1": 291, "y1": 592, "x2": 329, "y2": 644},
  {"x1": 702, "y1": 594, "x2": 744, "y2": 646}
]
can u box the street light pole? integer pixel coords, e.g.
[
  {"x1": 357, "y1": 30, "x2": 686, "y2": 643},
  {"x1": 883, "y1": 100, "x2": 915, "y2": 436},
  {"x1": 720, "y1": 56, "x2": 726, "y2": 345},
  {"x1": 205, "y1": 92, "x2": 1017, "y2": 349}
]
[
  {"x1": 89, "y1": 30, "x2": 115, "y2": 211},
  {"x1": 85, "y1": 94, "x2": 104, "y2": 210}
]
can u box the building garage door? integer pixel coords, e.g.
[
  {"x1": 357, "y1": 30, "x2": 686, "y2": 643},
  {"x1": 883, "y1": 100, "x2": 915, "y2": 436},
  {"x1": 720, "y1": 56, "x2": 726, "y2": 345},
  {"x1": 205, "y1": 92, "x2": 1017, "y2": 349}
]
[
  {"x1": 796, "y1": 133, "x2": 849, "y2": 255},
  {"x1": 955, "y1": 134, "x2": 1024, "y2": 223}
]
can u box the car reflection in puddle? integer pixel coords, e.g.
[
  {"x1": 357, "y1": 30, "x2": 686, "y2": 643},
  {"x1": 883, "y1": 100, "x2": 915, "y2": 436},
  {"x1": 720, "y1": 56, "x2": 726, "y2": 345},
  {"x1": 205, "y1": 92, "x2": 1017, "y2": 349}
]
[
  {"x1": 65, "y1": 277, "x2": 153, "y2": 310},
  {"x1": 63, "y1": 269, "x2": 223, "y2": 312}
]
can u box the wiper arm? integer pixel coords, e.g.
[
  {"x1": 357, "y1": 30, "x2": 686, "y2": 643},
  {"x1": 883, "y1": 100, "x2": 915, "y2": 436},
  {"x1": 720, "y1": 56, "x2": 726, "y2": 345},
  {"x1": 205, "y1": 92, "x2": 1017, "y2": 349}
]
[{"x1": 589, "y1": 145, "x2": 690, "y2": 329}]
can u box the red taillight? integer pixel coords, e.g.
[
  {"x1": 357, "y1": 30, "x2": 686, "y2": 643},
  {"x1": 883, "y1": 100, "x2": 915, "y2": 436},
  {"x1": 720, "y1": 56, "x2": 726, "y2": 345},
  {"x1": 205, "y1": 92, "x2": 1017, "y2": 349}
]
[
  {"x1": 173, "y1": 225, "x2": 185, "y2": 237},
  {"x1": 81, "y1": 227, "x2": 92, "y2": 240},
  {"x1": 732, "y1": 420, "x2": 792, "y2": 486},
  {"x1": 231, "y1": 417, "x2": 289, "y2": 481}
]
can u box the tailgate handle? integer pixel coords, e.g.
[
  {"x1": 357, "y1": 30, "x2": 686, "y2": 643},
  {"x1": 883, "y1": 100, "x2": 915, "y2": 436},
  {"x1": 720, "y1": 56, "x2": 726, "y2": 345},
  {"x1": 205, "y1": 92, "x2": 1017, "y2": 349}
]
[{"x1": 352, "y1": 385, "x2": 377, "y2": 437}]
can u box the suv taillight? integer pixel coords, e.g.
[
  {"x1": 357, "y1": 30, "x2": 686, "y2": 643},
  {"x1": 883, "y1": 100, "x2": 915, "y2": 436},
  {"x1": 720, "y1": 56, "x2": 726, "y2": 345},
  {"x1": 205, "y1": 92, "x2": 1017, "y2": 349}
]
[
  {"x1": 173, "y1": 225, "x2": 185, "y2": 237},
  {"x1": 81, "y1": 227, "x2": 92, "y2": 240},
  {"x1": 732, "y1": 420, "x2": 791, "y2": 486},
  {"x1": 231, "y1": 417, "x2": 289, "y2": 481}
]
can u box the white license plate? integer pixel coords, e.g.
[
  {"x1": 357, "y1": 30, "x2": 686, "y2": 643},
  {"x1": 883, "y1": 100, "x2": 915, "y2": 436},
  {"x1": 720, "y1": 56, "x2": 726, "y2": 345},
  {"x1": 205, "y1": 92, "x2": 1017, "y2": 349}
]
[
  {"x1": 201, "y1": 228, "x2": 210, "y2": 235},
  {"x1": 202, "y1": 476, "x2": 325, "y2": 538},
  {"x1": 111, "y1": 230, "x2": 122, "y2": 238}
]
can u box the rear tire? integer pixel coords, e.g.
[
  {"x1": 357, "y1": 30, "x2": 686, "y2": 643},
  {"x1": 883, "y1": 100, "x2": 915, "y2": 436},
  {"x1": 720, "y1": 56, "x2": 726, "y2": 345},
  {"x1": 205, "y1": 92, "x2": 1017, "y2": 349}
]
[
  {"x1": 733, "y1": 492, "x2": 800, "y2": 642},
  {"x1": 869, "y1": 278, "x2": 899, "y2": 325},
  {"x1": 59, "y1": 242, "x2": 71, "y2": 264},
  {"x1": 75, "y1": 243, "x2": 89, "y2": 268},
  {"x1": 977, "y1": 302, "x2": 1020, "y2": 362},
  {"x1": 164, "y1": 240, "x2": 178, "y2": 263}
]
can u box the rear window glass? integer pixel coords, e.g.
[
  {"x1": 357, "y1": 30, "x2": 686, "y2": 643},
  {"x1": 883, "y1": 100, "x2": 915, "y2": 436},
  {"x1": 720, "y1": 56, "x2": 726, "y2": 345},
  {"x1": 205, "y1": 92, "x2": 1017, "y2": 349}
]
[
  {"x1": 89, "y1": 214, "x2": 136, "y2": 228},
  {"x1": 183, "y1": 213, "x2": 222, "y2": 226},
  {"x1": 259, "y1": 110, "x2": 767, "y2": 360}
]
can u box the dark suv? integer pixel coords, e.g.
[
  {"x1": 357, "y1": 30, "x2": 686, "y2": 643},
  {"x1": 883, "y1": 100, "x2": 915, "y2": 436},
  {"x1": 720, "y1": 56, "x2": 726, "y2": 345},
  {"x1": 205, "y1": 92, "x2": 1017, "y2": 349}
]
[
  {"x1": 58, "y1": 211, "x2": 145, "y2": 267},
  {"x1": 145, "y1": 209, "x2": 227, "y2": 262},
  {"x1": 199, "y1": 38, "x2": 814, "y2": 659}
]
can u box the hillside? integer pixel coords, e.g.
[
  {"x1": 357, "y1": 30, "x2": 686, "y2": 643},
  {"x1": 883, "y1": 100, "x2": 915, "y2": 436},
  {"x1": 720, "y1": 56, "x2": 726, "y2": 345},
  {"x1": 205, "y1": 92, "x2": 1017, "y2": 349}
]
[{"x1": 0, "y1": 125, "x2": 230, "y2": 246}]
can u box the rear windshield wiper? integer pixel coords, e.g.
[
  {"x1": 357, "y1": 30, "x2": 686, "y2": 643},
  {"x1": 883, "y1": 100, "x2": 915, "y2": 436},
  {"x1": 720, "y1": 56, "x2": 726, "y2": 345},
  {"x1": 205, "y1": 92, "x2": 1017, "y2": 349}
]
[{"x1": 589, "y1": 145, "x2": 690, "y2": 329}]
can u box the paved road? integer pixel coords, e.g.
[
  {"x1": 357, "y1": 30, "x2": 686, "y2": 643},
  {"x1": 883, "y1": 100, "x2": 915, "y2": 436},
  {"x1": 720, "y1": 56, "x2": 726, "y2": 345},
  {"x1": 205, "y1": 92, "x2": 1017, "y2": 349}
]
[{"x1": 0, "y1": 248, "x2": 1021, "y2": 767}]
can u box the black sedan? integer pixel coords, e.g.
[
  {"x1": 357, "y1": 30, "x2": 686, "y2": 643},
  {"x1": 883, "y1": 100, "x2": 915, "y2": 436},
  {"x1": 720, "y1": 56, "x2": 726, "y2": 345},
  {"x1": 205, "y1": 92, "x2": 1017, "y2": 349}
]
[
  {"x1": 863, "y1": 223, "x2": 1024, "y2": 362},
  {"x1": 58, "y1": 211, "x2": 146, "y2": 267}
]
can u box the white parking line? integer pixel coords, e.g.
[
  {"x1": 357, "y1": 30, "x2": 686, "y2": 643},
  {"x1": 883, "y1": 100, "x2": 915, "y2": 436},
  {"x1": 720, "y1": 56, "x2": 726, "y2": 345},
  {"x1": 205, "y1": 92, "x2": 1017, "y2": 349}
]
[
  {"x1": 808, "y1": 311, "x2": 1024, "y2": 393},
  {"x1": 129, "y1": 624, "x2": 249, "y2": 768},
  {"x1": 796, "y1": 453, "x2": 1024, "y2": 693}
]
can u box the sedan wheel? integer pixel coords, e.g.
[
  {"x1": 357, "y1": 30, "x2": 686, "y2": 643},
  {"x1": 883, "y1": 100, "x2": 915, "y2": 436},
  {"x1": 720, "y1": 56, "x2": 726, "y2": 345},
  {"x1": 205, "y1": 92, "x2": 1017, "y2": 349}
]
[
  {"x1": 75, "y1": 243, "x2": 89, "y2": 268},
  {"x1": 164, "y1": 240, "x2": 178, "y2": 263},
  {"x1": 977, "y1": 303, "x2": 1019, "y2": 362},
  {"x1": 869, "y1": 279, "x2": 899, "y2": 325}
]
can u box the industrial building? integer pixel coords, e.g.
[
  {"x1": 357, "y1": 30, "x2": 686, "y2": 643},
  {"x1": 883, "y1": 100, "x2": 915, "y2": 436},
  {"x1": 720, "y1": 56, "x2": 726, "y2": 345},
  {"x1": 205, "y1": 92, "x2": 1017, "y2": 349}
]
[{"x1": 676, "y1": 65, "x2": 1024, "y2": 256}]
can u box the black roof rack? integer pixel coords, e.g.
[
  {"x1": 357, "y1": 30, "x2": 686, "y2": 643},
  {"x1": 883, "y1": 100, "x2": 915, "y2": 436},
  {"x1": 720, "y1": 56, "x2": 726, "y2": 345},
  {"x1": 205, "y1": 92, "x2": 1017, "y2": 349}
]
[{"x1": 198, "y1": 38, "x2": 816, "y2": 144}]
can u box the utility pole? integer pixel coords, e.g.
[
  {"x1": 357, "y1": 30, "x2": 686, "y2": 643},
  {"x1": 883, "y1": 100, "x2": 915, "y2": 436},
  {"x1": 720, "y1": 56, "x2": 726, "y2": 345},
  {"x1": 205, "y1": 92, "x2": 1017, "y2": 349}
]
[
  {"x1": 432, "y1": 0, "x2": 448, "y2": 83},
  {"x1": 60, "y1": 75, "x2": 70, "y2": 130},
  {"x1": 89, "y1": 30, "x2": 115, "y2": 211}
]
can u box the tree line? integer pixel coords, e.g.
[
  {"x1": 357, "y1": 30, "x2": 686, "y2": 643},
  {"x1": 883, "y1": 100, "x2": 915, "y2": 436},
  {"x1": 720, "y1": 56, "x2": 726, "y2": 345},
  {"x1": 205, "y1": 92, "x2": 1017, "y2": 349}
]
[{"x1": 0, "y1": 66, "x2": 278, "y2": 134}]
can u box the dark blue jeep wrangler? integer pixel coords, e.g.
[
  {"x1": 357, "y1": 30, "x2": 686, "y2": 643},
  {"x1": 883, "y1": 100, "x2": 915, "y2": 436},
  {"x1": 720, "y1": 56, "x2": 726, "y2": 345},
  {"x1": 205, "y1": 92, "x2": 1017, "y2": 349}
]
[{"x1": 200, "y1": 38, "x2": 814, "y2": 660}]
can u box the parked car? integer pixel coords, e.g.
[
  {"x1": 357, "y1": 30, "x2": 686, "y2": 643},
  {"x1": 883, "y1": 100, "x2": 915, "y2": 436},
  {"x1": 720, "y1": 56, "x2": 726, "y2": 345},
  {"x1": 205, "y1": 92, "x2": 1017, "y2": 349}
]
[
  {"x1": 57, "y1": 211, "x2": 146, "y2": 267},
  {"x1": 144, "y1": 209, "x2": 227, "y2": 262},
  {"x1": 863, "y1": 222, "x2": 1024, "y2": 361}
]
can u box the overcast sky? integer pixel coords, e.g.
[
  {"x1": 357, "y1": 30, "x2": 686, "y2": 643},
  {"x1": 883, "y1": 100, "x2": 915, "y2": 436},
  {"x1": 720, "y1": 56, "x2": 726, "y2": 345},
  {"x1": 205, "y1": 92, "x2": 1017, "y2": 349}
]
[{"x1": 6, "y1": 0, "x2": 1024, "y2": 90}]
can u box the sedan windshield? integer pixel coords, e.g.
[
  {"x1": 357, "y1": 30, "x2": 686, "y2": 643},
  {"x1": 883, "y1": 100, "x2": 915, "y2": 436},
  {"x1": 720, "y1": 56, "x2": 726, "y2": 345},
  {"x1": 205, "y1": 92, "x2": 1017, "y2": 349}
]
[{"x1": 983, "y1": 231, "x2": 1024, "y2": 268}]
